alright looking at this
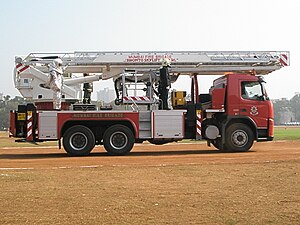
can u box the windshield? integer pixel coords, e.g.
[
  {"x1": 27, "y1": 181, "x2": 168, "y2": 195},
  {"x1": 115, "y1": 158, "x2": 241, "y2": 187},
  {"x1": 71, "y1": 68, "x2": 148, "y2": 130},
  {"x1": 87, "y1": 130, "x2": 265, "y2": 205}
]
[{"x1": 241, "y1": 81, "x2": 264, "y2": 100}]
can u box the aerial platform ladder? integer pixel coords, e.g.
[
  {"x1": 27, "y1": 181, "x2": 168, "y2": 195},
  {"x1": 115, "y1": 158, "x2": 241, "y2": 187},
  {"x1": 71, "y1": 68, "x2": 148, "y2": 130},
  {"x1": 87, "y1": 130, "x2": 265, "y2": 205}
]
[
  {"x1": 17, "y1": 51, "x2": 290, "y2": 75},
  {"x1": 14, "y1": 51, "x2": 290, "y2": 105}
]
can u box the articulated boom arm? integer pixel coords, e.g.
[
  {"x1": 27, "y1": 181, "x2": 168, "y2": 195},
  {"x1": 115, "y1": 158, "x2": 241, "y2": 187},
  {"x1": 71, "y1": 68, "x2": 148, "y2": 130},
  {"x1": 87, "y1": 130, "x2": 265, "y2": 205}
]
[
  {"x1": 14, "y1": 51, "x2": 289, "y2": 100},
  {"x1": 19, "y1": 51, "x2": 289, "y2": 76}
]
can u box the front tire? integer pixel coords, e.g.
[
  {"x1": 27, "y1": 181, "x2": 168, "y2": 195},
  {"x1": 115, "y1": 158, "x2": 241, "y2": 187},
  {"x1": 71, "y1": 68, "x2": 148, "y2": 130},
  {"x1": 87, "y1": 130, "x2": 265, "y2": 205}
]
[
  {"x1": 63, "y1": 125, "x2": 95, "y2": 156},
  {"x1": 225, "y1": 123, "x2": 254, "y2": 152},
  {"x1": 103, "y1": 125, "x2": 134, "y2": 156}
]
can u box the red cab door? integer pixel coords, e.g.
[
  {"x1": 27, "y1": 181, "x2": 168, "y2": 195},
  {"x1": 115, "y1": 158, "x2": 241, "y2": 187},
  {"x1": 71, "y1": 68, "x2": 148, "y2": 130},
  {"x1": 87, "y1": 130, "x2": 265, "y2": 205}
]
[{"x1": 239, "y1": 80, "x2": 269, "y2": 128}]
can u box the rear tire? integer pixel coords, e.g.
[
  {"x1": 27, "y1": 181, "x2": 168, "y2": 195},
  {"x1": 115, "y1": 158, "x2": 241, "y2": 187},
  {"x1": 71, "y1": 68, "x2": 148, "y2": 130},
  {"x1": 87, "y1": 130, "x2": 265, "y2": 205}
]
[
  {"x1": 103, "y1": 125, "x2": 134, "y2": 156},
  {"x1": 225, "y1": 123, "x2": 254, "y2": 152},
  {"x1": 63, "y1": 125, "x2": 95, "y2": 156}
]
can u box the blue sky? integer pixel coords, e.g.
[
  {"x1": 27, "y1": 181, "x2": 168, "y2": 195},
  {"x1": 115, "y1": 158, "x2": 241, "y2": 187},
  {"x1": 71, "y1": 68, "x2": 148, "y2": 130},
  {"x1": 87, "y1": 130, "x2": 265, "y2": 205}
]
[{"x1": 0, "y1": 0, "x2": 299, "y2": 99}]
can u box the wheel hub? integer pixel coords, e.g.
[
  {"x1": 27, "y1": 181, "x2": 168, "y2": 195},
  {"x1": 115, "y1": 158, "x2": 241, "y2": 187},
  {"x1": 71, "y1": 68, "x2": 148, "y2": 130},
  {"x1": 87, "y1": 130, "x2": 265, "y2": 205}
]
[
  {"x1": 232, "y1": 130, "x2": 248, "y2": 147},
  {"x1": 110, "y1": 132, "x2": 128, "y2": 150},
  {"x1": 70, "y1": 132, "x2": 88, "y2": 151}
]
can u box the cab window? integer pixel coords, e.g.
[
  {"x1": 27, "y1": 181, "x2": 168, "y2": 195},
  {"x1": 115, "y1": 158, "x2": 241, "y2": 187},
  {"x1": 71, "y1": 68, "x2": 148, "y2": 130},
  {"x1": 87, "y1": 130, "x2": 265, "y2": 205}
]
[{"x1": 241, "y1": 81, "x2": 263, "y2": 100}]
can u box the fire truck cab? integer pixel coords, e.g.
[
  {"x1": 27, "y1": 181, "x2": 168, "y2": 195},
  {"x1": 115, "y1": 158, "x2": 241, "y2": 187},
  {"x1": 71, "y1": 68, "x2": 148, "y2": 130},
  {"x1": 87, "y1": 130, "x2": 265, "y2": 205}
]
[{"x1": 201, "y1": 74, "x2": 274, "y2": 152}]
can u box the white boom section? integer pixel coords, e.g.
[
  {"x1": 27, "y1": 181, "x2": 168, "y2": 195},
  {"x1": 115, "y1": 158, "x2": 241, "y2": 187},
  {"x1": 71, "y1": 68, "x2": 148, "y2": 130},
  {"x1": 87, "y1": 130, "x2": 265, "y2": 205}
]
[
  {"x1": 14, "y1": 51, "x2": 289, "y2": 100},
  {"x1": 14, "y1": 65, "x2": 100, "y2": 100}
]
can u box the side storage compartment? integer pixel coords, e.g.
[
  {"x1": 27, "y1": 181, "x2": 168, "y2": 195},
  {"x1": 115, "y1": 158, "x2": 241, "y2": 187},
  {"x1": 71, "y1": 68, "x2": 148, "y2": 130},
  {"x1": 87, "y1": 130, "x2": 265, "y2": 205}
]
[
  {"x1": 38, "y1": 111, "x2": 58, "y2": 140},
  {"x1": 153, "y1": 110, "x2": 186, "y2": 139}
]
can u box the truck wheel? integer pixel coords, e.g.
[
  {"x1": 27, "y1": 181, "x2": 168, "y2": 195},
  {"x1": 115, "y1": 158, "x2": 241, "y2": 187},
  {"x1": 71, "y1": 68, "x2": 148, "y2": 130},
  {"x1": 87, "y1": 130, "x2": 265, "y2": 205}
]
[
  {"x1": 103, "y1": 125, "x2": 134, "y2": 156},
  {"x1": 225, "y1": 123, "x2": 254, "y2": 152},
  {"x1": 63, "y1": 125, "x2": 95, "y2": 156},
  {"x1": 103, "y1": 125, "x2": 134, "y2": 155}
]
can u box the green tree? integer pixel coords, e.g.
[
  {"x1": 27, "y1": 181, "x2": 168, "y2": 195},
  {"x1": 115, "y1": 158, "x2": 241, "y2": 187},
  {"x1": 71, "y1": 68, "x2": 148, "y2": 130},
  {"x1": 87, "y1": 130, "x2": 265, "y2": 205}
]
[
  {"x1": 290, "y1": 94, "x2": 300, "y2": 122},
  {"x1": 273, "y1": 94, "x2": 300, "y2": 125},
  {"x1": 0, "y1": 96, "x2": 28, "y2": 130},
  {"x1": 4, "y1": 95, "x2": 11, "y2": 102},
  {"x1": 273, "y1": 98, "x2": 291, "y2": 125}
]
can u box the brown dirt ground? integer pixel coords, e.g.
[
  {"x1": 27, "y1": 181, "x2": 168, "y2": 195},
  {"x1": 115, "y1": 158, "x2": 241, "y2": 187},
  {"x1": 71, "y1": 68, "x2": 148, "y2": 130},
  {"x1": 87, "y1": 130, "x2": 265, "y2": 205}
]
[
  {"x1": 0, "y1": 141, "x2": 299, "y2": 169},
  {"x1": 0, "y1": 141, "x2": 299, "y2": 225}
]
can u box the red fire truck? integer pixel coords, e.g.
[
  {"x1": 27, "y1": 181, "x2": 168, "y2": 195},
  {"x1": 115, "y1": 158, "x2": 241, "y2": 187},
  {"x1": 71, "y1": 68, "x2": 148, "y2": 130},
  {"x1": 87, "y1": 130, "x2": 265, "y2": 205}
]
[{"x1": 9, "y1": 51, "x2": 289, "y2": 156}]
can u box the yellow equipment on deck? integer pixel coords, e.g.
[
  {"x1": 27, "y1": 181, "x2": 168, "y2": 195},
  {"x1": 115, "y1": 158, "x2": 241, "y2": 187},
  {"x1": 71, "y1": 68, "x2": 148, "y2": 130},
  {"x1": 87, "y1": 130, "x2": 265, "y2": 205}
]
[{"x1": 171, "y1": 91, "x2": 186, "y2": 108}]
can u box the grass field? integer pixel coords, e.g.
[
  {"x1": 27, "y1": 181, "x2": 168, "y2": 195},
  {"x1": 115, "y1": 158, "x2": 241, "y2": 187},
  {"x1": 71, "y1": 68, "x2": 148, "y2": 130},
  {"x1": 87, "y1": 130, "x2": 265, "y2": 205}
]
[
  {"x1": 274, "y1": 126, "x2": 300, "y2": 140},
  {"x1": 0, "y1": 132, "x2": 57, "y2": 148}
]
